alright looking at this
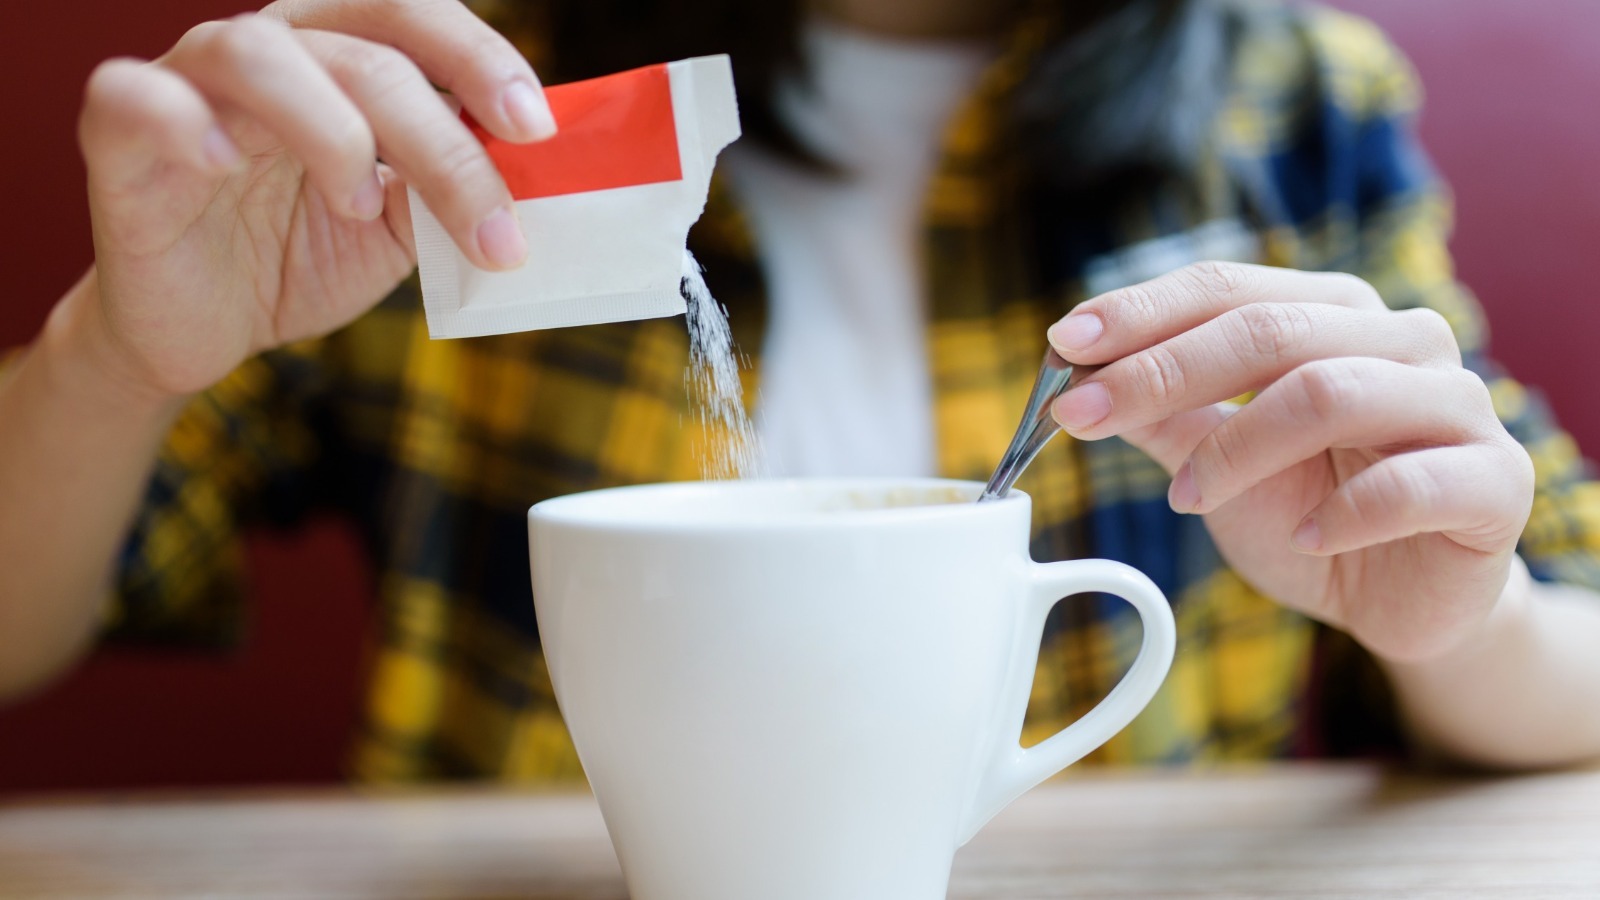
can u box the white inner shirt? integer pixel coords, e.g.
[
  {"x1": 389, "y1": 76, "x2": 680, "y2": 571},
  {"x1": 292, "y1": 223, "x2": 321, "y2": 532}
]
[{"x1": 723, "y1": 21, "x2": 991, "y2": 479}]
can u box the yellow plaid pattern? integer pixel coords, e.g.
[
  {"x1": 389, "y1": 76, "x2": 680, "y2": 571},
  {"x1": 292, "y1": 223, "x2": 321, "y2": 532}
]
[{"x1": 63, "y1": 4, "x2": 1600, "y2": 781}]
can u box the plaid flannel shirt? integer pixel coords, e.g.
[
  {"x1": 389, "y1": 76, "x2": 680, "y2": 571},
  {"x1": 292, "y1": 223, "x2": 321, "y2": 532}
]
[{"x1": 80, "y1": 4, "x2": 1600, "y2": 782}]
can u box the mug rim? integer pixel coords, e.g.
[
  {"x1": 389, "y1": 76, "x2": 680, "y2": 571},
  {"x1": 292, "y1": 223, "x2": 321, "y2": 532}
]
[{"x1": 527, "y1": 477, "x2": 1028, "y2": 533}]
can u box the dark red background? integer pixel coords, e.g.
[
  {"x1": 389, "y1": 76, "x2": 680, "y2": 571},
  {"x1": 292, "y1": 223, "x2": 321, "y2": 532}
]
[{"x1": 2, "y1": 2, "x2": 1598, "y2": 793}]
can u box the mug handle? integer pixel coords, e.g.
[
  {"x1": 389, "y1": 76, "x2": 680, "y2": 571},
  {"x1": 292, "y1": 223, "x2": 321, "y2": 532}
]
[{"x1": 957, "y1": 558, "x2": 1176, "y2": 844}]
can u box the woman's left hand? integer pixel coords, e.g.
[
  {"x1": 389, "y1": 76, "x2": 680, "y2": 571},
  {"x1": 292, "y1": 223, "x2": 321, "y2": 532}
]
[{"x1": 1047, "y1": 262, "x2": 1535, "y2": 663}]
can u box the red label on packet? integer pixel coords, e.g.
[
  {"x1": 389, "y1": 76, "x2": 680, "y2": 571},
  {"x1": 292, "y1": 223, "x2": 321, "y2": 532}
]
[
  {"x1": 410, "y1": 55, "x2": 740, "y2": 339},
  {"x1": 464, "y1": 63, "x2": 684, "y2": 201}
]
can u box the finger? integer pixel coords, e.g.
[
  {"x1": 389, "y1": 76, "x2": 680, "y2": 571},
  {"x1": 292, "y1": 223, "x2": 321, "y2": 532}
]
[
  {"x1": 1050, "y1": 303, "x2": 1462, "y2": 439},
  {"x1": 1292, "y1": 443, "x2": 1533, "y2": 558},
  {"x1": 1178, "y1": 360, "x2": 1499, "y2": 514},
  {"x1": 295, "y1": 29, "x2": 523, "y2": 270},
  {"x1": 79, "y1": 58, "x2": 239, "y2": 193},
  {"x1": 1048, "y1": 262, "x2": 1388, "y2": 366},
  {"x1": 377, "y1": 163, "x2": 416, "y2": 262},
  {"x1": 262, "y1": 0, "x2": 555, "y2": 142},
  {"x1": 161, "y1": 15, "x2": 380, "y2": 221},
  {"x1": 1118, "y1": 403, "x2": 1238, "y2": 475}
]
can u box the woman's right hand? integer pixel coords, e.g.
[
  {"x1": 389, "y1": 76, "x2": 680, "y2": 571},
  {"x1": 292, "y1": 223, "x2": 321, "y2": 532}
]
[{"x1": 72, "y1": 0, "x2": 555, "y2": 398}]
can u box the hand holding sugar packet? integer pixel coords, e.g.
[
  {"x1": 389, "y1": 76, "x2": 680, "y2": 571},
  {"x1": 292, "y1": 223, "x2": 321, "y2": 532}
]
[{"x1": 411, "y1": 55, "x2": 740, "y2": 338}]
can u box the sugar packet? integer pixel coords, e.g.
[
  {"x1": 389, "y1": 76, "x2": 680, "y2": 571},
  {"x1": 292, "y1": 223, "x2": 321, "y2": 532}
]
[{"x1": 410, "y1": 56, "x2": 740, "y2": 338}]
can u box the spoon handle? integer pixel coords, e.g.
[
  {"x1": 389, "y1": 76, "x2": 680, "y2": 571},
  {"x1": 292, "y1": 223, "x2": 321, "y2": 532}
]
[{"x1": 978, "y1": 348, "x2": 1074, "y2": 502}]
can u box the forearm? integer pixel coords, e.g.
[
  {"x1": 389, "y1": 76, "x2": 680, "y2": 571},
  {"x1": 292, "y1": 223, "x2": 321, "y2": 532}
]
[
  {"x1": 0, "y1": 270, "x2": 185, "y2": 701},
  {"x1": 1382, "y1": 555, "x2": 1600, "y2": 770}
]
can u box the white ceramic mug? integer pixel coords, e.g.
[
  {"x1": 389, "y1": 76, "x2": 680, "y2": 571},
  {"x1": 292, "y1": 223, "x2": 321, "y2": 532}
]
[{"x1": 529, "y1": 478, "x2": 1175, "y2": 900}]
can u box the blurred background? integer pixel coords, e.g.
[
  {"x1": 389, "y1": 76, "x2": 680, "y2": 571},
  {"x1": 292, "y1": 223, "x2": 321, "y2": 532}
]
[{"x1": 1, "y1": 0, "x2": 1597, "y2": 793}]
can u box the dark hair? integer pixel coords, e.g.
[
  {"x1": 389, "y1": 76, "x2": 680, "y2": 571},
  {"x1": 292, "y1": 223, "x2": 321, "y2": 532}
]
[{"x1": 478, "y1": 0, "x2": 1236, "y2": 189}]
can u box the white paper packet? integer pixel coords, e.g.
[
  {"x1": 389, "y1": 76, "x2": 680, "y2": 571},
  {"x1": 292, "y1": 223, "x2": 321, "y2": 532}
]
[{"x1": 410, "y1": 55, "x2": 740, "y2": 339}]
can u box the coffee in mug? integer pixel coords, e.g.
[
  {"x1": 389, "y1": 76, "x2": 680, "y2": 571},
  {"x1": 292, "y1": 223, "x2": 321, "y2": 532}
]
[{"x1": 529, "y1": 478, "x2": 1175, "y2": 900}]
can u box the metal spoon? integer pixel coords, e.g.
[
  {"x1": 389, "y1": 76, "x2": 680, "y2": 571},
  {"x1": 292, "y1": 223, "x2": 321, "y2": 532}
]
[{"x1": 977, "y1": 348, "x2": 1074, "y2": 502}]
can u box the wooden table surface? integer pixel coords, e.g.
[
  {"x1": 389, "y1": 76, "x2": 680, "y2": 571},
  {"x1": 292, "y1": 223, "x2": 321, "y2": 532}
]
[{"x1": 2, "y1": 763, "x2": 1597, "y2": 898}]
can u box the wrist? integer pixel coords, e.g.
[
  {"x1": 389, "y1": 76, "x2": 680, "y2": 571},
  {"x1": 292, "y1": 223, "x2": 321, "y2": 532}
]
[
  {"x1": 1371, "y1": 555, "x2": 1600, "y2": 771},
  {"x1": 1381, "y1": 555, "x2": 1536, "y2": 676},
  {"x1": 37, "y1": 270, "x2": 193, "y2": 418}
]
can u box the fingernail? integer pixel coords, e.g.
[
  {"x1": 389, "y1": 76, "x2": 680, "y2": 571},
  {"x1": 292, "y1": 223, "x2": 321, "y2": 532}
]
[
  {"x1": 1169, "y1": 462, "x2": 1200, "y2": 513},
  {"x1": 1291, "y1": 518, "x2": 1322, "y2": 552},
  {"x1": 502, "y1": 81, "x2": 558, "y2": 141},
  {"x1": 1052, "y1": 381, "x2": 1112, "y2": 432},
  {"x1": 1049, "y1": 312, "x2": 1103, "y2": 352},
  {"x1": 202, "y1": 126, "x2": 240, "y2": 170},
  {"x1": 477, "y1": 206, "x2": 527, "y2": 269},
  {"x1": 351, "y1": 169, "x2": 385, "y2": 221}
]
